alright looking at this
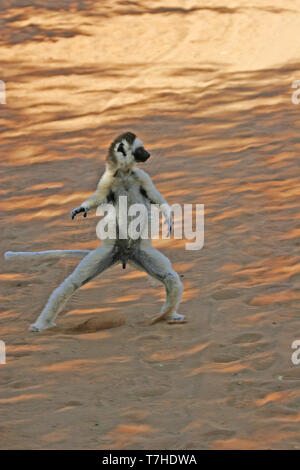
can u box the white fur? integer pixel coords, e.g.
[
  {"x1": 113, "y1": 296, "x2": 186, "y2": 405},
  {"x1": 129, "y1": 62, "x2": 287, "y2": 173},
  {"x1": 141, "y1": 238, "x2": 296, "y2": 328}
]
[
  {"x1": 9, "y1": 134, "x2": 185, "y2": 331},
  {"x1": 132, "y1": 137, "x2": 143, "y2": 152},
  {"x1": 82, "y1": 170, "x2": 115, "y2": 210}
]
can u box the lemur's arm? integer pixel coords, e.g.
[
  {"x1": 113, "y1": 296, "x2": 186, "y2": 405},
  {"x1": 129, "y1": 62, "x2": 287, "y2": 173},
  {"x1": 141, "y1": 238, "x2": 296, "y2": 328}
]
[
  {"x1": 134, "y1": 168, "x2": 173, "y2": 234},
  {"x1": 71, "y1": 170, "x2": 114, "y2": 219}
]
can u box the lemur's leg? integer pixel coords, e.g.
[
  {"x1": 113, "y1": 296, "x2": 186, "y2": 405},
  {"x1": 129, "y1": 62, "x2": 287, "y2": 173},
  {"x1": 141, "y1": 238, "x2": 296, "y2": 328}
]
[
  {"x1": 29, "y1": 243, "x2": 117, "y2": 332},
  {"x1": 131, "y1": 242, "x2": 185, "y2": 324}
]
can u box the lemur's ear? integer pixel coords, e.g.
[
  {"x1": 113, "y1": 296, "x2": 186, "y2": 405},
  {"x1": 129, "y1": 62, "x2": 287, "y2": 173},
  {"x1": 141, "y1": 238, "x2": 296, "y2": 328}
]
[{"x1": 117, "y1": 142, "x2": 126, "y2": 156}]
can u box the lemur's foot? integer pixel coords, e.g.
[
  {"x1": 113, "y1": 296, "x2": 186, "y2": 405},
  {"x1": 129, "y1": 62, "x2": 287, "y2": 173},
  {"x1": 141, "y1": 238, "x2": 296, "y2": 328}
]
[
  {"x1": 28, "y1": 321, "x2": 56, "y2": 332},
  {"x1": 167, "y1": 312, "x2": 186, "y2": 324}
]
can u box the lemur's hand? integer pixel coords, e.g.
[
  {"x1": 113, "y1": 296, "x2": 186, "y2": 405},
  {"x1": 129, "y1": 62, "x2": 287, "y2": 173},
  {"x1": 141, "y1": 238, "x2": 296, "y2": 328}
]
[
  {"x1": 161, "y1": 205, "x2": 173, "y2": 237},
  {"x1": 165, "y1": 215, "x2": 173, "y2": 237},
  {"x1": 71, "y1": 206, "x2": 88, "y2": 220}
]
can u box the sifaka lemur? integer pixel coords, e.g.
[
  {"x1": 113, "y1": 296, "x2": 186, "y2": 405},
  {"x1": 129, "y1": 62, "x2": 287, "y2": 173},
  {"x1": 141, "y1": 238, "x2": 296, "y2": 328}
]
[{"x1": 29, "y1": 132, "x2": 185, "y2": 332}]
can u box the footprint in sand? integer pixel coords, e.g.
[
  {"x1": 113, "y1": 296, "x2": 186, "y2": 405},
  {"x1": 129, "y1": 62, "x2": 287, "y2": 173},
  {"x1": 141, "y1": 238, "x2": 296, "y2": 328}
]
[
  {"x1": 10, "y1": 351, "x2": 32, "y2": 358},
  {"x1": 133, "y1": 334, "x2": 166, "y2": 343},
  {"x1": 54, "y1": 401, "x2": 83, "y2": 413},
  {"x1": 8, "y1": 379, "x2": 32, "y2": 389},
  {"x1": 51, "y1": 313, "x2": 126, "y2": 335},
  {"x1": 212, "y1": 352, "x2": 241, "y2": 363},
  {"x1": 201, "y1": 429, "x2": 235, "y2": 440},
  {"x1": 63, "y1": 400, "x2": 82, "y2": 407},
  {"x1": 227, "y1": 379, "x2": 271, "y2": 393},
  {"x1": 210, "y1": 332, "x2": 272, "y2": 365},
  {"x1": 252, "y1": 352, "x2": 278, "y2": 371},
  {"x1": 232, "y1": 333, "x2": 263, "y2": 344},
  {"x1": 212, "y1": 289, "x2": 241, "y2": 300},
  {"x1": 226, "y1": 394, "x2": 260, "y2": 409},
  {"x1": 137, "y1": 385, "x2": 170, "y2": 398}
]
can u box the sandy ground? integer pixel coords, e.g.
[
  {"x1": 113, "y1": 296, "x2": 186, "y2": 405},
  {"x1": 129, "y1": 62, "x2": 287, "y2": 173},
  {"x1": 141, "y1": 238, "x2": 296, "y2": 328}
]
[{"x1": 1, "y1": 0, "x2": 300, "y2": 450}]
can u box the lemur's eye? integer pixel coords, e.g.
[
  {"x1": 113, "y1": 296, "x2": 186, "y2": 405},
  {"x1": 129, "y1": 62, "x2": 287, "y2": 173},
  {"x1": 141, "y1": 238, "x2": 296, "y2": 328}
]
[{"x1": 117, "y1": 142, "x2": 126, "y2": 156}]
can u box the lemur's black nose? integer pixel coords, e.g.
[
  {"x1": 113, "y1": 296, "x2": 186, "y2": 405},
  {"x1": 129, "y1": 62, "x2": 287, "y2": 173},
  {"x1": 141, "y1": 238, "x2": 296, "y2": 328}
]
[{"x1": 134, "y1": 147, "x2": 150, "y2": 162}]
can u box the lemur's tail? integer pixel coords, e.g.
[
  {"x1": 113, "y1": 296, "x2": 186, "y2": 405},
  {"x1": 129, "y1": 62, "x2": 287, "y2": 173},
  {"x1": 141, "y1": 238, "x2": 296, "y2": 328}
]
[{"x1": 4, "y1": 250, "x2": 91, "y2": 261}]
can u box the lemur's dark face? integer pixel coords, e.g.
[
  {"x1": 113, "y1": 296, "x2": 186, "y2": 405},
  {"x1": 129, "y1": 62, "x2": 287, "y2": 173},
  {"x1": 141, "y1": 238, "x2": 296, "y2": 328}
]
[
  {"x1": 112, "y1": 132, "x2": 150, "y2": 168},
  {"x1": 132, "y1": 140, "x2": 150, "y2": 162}
]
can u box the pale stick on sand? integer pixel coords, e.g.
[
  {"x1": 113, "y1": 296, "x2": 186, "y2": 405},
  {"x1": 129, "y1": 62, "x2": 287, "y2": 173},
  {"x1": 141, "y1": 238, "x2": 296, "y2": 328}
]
[{"x1": 4, "y1": 250, "x2": 91, "y2": 261}]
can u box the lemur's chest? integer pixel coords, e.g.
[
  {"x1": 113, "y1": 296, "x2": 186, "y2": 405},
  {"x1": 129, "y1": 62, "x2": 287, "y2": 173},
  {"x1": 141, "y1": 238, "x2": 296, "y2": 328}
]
[{"x1": 109, "y1": 173, "x2": 146, "y2": 206}]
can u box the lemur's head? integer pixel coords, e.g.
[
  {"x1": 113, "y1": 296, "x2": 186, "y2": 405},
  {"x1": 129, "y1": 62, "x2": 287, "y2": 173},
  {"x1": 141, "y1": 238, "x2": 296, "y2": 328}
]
[{"x1": 107, "y1": 132, "x2": 150, "y2": 171}]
